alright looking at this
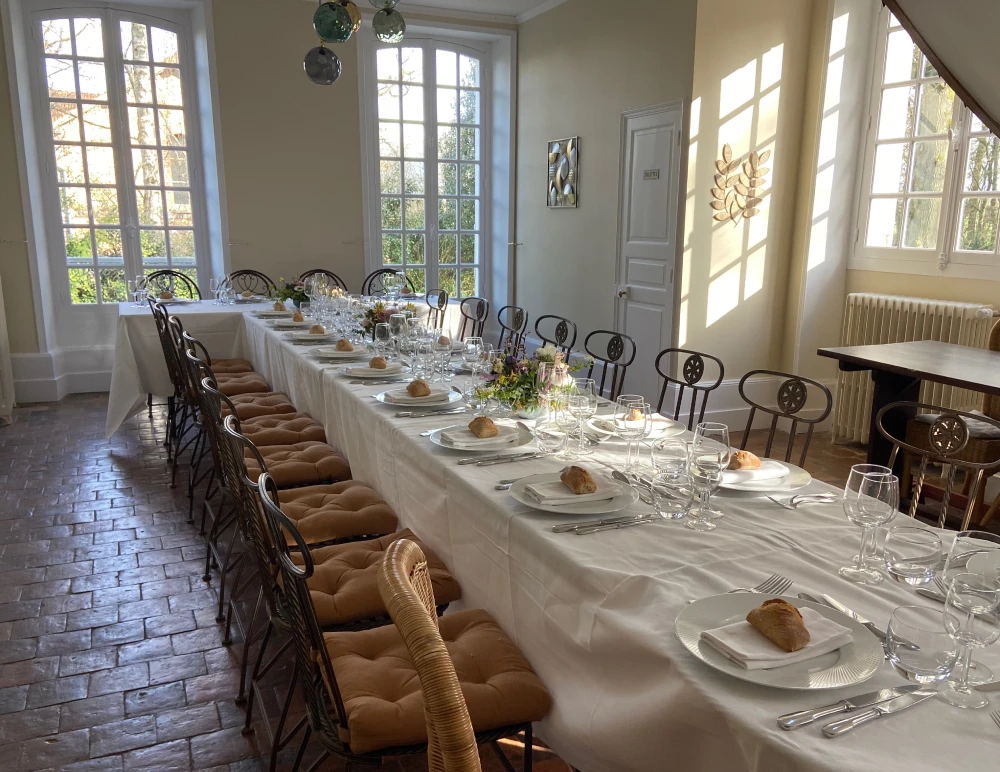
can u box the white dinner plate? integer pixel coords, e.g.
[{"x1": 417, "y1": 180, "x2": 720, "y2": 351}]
[
  {"x1": 675, "y1": 594, "x2": 882, "y2": 690},
  {"x1": 374, "y1": 388, "x2": 462, "y2": 406},
  {"x1": 287, "y1": 331, "x2": 335, "y2": 342},
  {"x1": 254, "y1": 309, "x2": 294, "y2": 318},
  {"x1": 718, "y1": 460, "x2": 811, "y2": 493},
  {"x1": 509, "y1": 473, "x2": 639, "y2": 515},
  {"x1": 587, "y1": 414, "x2": 685, "y2": 441},
  {"x1": 311, "y1": 345, "x2": 372, "y2": 359},
  {"x1": 156, "y1": 298, "x2": 197, "y2": 306},
  {"x1": 270, "y1": 319, "x2": 315, "y2": 329},
  {"x1": 235, "y1": 296, "x2": 268, "y2": 303},
  {"x1": 429, "y1": 423, "x2": 531, "y2": 452},
  {"x1": 343, "y1": 366, "x2": 410, "y2": 379}
]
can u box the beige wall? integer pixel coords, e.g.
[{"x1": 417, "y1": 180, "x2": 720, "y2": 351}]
[
  {"x1": 514, "y1": 0, "x2": 698, "y2": 340},
  {"x1": 847, "y1": 269, "x2": 1000, "y2": 306}
]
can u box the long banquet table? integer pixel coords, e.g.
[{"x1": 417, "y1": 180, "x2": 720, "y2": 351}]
[{"x1": 241, "y1": 314, "x2": 999, "y2": 772}]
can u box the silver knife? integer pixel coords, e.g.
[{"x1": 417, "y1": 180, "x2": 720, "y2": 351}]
[
  {"x1": 576, "y1": 515, "x2": 660, "y2": 535},
  {"x1": 420, "y1": 424, "x2": 464, "y2": 437},
  {"x1": 458, "y1": 451, "x2": 533, "y2": 465},
  {"x1": 396, "y1": 407, "x2": 468, "y2": 418},
  {"x1": 777, "y1": 685, "x2": 922, "y2": 730},
  {"x1": 552, "y1": 514, "x2": 641, "y2": 533},
  {"x1": 821, "y1": 692, "x2": 935, "y2": 737},
  {"x1": 820, "y1": 594, "x2": 887, "y2": 643},
  {"x1": 477, "y1": 453, "x2": 545, "y2": 467}
]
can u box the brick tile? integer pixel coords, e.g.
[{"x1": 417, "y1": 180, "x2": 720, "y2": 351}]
[
  {"x1": 0, "y1": 685, "x2": 28, "y2": 715},
  {"x1": 170, "y1": 627, "x2": 223, "y2": 655},
  {"x1": 88, "y1": 663, "x2": 149, "y2": 696},
  {"x1": 91, "y1": 585, "x2": 141, "y2": 608},
  {"x1": 39, "y1": 594, "x2": 92, "y2": 616},
  {"x1": 10, "y1": 615, "x2": 67, "y2": 640},
  {"x1": 0, "y1": 639, "x2": 37, "y2": 665},
  {"x1": 91, "y1": 620, "x2": 144, "y2": 647},
  {"x1": 139, "y1": 578, "x2": 190, "y2": 600},
  {"x1": 182, "y1": 670, "x2": 239, "y2": 706},
  {"x1": 18, "y1": 580, "x2": 71, "y2": 601},
  {"x1": 155, "y1": 703, "x2": 220, "y2": 742},
  {"x1": 123, "y1": 681, "x2": 186, "y2": 717},
  {"x1": 57, "y1": 693, "x2": 124, "y2": 732},
  {"x1": 58, "y1": 648, "x2": 117, "y2": 677},
  {"x1": 122, "y1": 738, "x2": 191, "y2": 770},
  {"x1": 25, "y1": 675, "x2": 90, "y2": 708},
  {"x1": 64, "y1": 605, "x2": 118, "y2": 632},
  {"x1": 149, "y1": 653, "x2": 206, "y2": 687},
  {"x1": 69, "y1": 572, "x2": 119, "y2": 593},
  {"x1": 189, "y1": 726, "x2": 263, "y2": 768},
  {"x1": 55, "y1": 755, "x2": 123, "y2": 772},
  {"x1": 89, "y1": 715, "x2": 157, "y2": 757},
  {"x1": 117, "y1": 636, "x2": 174, "y2": 666},
  {"x1": 144, "y1": 612, "x2": 196, "y2": 638},
  {"x1": 42, "y1": 562, "x2": 93, "y2": 581},
  {"x1": 36, "y1": 630, "x2": 91, "y2": 657},
  {"x1": 17, "y1": 726, "x2": 90, "y2": 771},
  {"x1": 0, "y1": 656, "x2": 60, "y2": 688},
  {"x1": 117, "y1": 598, "x2": 169, "y2": 622},
  {"x1": 0, "y1": 601, "x2": 42, "y2": 623},
  {"x1": 0, "y1": 705, "x2": 60, "y2": 743},
  {"x1": 163, "y1": 560, "x2": 206, "y2": 579}
]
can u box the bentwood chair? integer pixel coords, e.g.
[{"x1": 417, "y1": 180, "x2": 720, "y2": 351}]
[
  {"x1": 425, "y1": 288, "x2": 449, "y2": 329},
  {"x1": 229, "y1": 269, "x2": 277, "y2": 296},
  {"x1": 534, "y1": 314, "x2": 577, "y2": 357},
  {"x1": 148, "y1": 301, "x2": 188, "y2": 461},
  {"x1": 736, "y1": 369, "x2": 833, "y2": 467},
  {"x1": 145, "y1": 269, "x2": 201, "y2": 299},
  {"x1": 584, "y1": 330, "x2": 637, "y2": 400},
  {"x1": 654, "y1": 348, "x2": 725, "y2": 430},
  {"x1": 362, "y1": 268, "x2": 416, "y2": 296},
  {"x1": 258, "y1": 474, "x2": 552, "y2": 771},
  {"x1": 298, "y1": 268, "x2": 348, "y2": 290},
  {"x1": 880, "y1": 402, "x2": 1000, "y2": 530},
  {"x1": 457, "y1": 297, "x2": 489, "y2": 340},
  {"x1": 497, "y1": 305, "x2": 528, "y2": 355}
]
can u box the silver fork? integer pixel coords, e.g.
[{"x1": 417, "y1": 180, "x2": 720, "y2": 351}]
[
  {"x1": 726, "y1": 573, "x2": 793, "y2": 595},
  {"x1": 991, "y1": 710, "x2": 1000, "y2": 733}
]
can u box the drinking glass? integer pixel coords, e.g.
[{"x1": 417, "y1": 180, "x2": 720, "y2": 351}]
[
  {"x1": 687, "y1": 422, "x2": 731, "y2": 531},
  {"x1": 374, "y1": 322, "x2": 391, "y2": 359},
  {"x1": 127, "y1": 278, "x2": 136, "y2": 306},
  {"x1": 613, "y1": 396, "x2": 649, "y2": 473},
  {"x1": 135, "y1": 274, "x2": 147, "y2": 306},
  {"x1": 885, "y1": 526, "x2": 942, "y2": 585},
  {"x1": 650, "y1": 469, "x2": 694, "y2": 520},
  {"x1": 885, "y1": 606, "x2": 959, "y2": 684},
  {"x1": 208, "y1": 276, "x2": 220, "y2": 305},
  {"x1": 462, "y1": 337, "x2": 483, "y2": 396},
  {"x1": 839, "y1": 465, "x2": 899, "y2": 585},
  {"x1": 940, "y1": 573, "x2": 1000, "y2": 709},
  {"x1": 412, "y1": 341, "x2": 434, "y2": 380},
  {"x1": 533, "y1": 415, "x2": 568, "y2": 456},
  {"x1": 568, "y1": 378, "x2": 598, "y2": 457},
  {"x1": 650, "y1": 439, "x2": 690, "y2": 477},
  {"x1": 940, "y1": 530, "x2": 1000, "y2": 683}
]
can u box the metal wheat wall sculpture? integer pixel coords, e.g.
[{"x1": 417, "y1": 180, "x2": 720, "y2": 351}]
[{"x1": 710, "y1": 143, "x2": 771, "y2": 225}]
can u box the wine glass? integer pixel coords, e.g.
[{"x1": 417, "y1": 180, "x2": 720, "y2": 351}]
[
  {"x1": 940, "y1": 573, "x2": 1000, "y2": 709},
  {"x1": 374, "y1": 322, "x2": 391, "y2": 359},
  {"x1": 613, "y1": 398, "x2": 650, "y2": 473},
  {"x1": 568, "y1": 378, "x2": 598, "y2": 457},
  {"x1": 462, "y1": 336, "x2": 483, "y2": 396},
  {"x1": 431, "y1": 330, "x2": 452, "y2": 383},
  {"x1": 940, "y1": 530, "x2": 1000, "y2": 683},
  {"x1": 687, "y1": 422, "x2": 731, "y2": 531},
  {"x1": 839, "y1": 465, "x2": 899, "y2": 585}
]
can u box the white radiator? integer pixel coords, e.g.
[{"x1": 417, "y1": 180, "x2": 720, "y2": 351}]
[{"x1": 833, "y1": 293, "x2": 996, "y2": 444}]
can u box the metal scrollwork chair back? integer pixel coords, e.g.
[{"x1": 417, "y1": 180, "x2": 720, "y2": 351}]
[
  {"x1": 457, "y1": 297, "x2": 489, "y2": 340},
  {"x1": 228, "y1": 270, "x2": 276, "y2": 296},
  {"x1": 145, "y1": 269, "x2": 201, "y2": 300},
  {"x1": 298, "y1": 269, "x2": 348, "y2": 291},
  {"x1": 654, "y1": 348, "x2": 725, "y2": 431},
  {"x1": 362, "y1": 268, "x2": 416, "y2": 297},
  {"x1": 497, "y1": 305, "x2": 528, "y2": 355},
  {"x1": 534, "y1": 314, "x2": 578, "y2": 357},
  {"x1": 737, "y1": 369, "x2": 832, "y2": 467},
  {"x1": 425, "y1": 289, "x2": 449, "y2": 330},
  {"x1": 879, "y1": 401, "x2": 1000, "y2": 530},
  {"x1": 584, "y1": 330, "x2": 637, "y2": 401}
]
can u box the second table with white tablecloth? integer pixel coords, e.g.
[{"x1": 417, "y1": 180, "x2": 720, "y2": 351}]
[{"x1": 240, "y1": 314, "x2": 1000, "y2": 772}]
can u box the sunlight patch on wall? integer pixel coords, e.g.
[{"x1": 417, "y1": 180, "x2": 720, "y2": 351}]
[
  {"x1": 812, "y1": 165, "x2": 834, "y2": 219},
  {"x1": 690, "y1": 96, "x2": 701, "y2": 139},
  {"x1": 807, "y1": 218, "x2": 829, "y2": 270},
  {"x1": 719, "y1": 105, "x2": 754, "y2": 160},
  {"x1": 744, "y1": 245, "x2": 766, "y2": 299},
  {"x1": 682, "y1": 245, "x2": 691, "y2": 296},
  {"x1": 710, "y1": 218, "x2": 744, "y2": 276},
  {"x1": 687, "y1": 141, "x2": 698, "y2": 196},
  {"x1": 824, "y1": 55, "x2": 844, "y2": 112},
  {"x1": 817, "y1": 112, "x2": 839, "y2": 166},
  {"x1": 684, "y1": 193, "x2": 697, "y2": 246},
  {"x1": 678, "y1": 298, "x2": 689, "y2": 347},
  {"x1": 706, "y1": 261, "x2": 741, "y2": 326},
  {"x1": 747, "y1": 188, "x2": 771, "y2": 250},
  {"x1": 760, "y1": 44, "x2": 784, "y2": 91},
  {"x1": 720, "y1": 59, "x2": 757, "y2": 118},
  {"x1": 757, "y1": 87, "x2": 781, "y2": 144},
  {"x1": 830, "y1": 13, "x2": 849, "y2": 55}
]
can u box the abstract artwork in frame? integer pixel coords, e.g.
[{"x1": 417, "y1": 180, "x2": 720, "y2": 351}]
[{"x1": 547, "y1": 137, "x2": 579, "y2": 208}]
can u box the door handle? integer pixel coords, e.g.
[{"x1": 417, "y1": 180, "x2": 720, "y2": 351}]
[{"x1": 617, "y1": 287, "x2": 631, "y2": 299}]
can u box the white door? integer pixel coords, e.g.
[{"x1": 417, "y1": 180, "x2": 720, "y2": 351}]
[{"x1": 615, "y1": 102, "x2": 684, "y2": 403}]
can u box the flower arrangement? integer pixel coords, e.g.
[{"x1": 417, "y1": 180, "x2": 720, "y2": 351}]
[
  {"x1": 275, "y1": 278, "x2": 308, "y2": 306},
  {"x1": 360, "y1": 300, "x2": 419, "y2": 334},
  {"x1": 475, "y1": 346, "x2": 591, "y2": 411}
]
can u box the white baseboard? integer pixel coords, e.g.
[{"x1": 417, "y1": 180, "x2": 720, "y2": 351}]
[{"x1": 12, "y1": 345, "x2": 113, "y2": 404}]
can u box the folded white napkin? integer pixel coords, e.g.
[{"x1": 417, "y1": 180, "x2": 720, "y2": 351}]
[
  {"x1": 721, "y1": 459, "x2": 789, "y2": 485},
  {"x1": 440, "y1": 425, "x2": 518, "y2": 449},
  {"x1": 347, "y1": 362, "x2": 403, "y2": 377},
  {"x1": 384, "y1": 388, "x2": 452, "y2": 405},
  {"x1": 700, "y1": 607, "x2": 853, "y2": 670},
  {"x1": 524, "y1": 473, "x2": 620, "y2": 506}
]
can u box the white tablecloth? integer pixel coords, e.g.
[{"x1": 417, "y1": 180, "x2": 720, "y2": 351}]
[
  {"x1": 105, "y1": 301, "x2": 265, "y2": 437},
  {"x1": 241, "y1": 313, "x2": 1000, "y2": 772}
]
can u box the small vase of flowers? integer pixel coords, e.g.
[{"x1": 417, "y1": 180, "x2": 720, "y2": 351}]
[
  {"x1": 360, "y1": 300, "x2": 420, "y2": 336},
  {"x1": 474, "y1": 345, "x2": 590, "y2": 415},
  {"x1": 275, "y1": 278, "x2": 308, "y2": 307}
]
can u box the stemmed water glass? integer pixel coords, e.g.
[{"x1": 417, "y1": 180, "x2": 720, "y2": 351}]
[
  {"x1": 939, "y1": 573, "x2": 1000, "y2": 709},
  {"x1": 389, "y1": 313, "x2": 407, "y2": 357},
  {"x1": 134, "y1": 274, "x2": 147, "y2": 306},
  {"x1": 839, "y1": 464, "x2": 899, "y2": 585},
  {"x1": 209, "y1": 276, "x2": 220, "y2": 305},
  {"x1": 431, "y1": 330, "x2": 452, "y2": 383},
  {"x1": 374, "y1": 322, "x2": 391, "y2": 360},
  {"x1": 686, "y1": 422, "x2": 731, "y2": 531},
  {"x1": 613, "y1": 397, "x2": 650, "y2": 473},
  {"x1": 462, "y1": 337, "x2": 483, "y2": 398},
  {"x1": 568, "y1": 378, "x2": 598, "y2": 457},
  {"x1": 940, "y1": 530, "x2": 1000, "y2": 683}
]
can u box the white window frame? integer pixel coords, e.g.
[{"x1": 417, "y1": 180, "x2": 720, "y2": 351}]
[{"x1": 851, "y1": 7, "x2": 1000, "y2": 280}]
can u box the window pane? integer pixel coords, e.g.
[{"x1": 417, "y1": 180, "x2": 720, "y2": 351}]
[
  {"x1": 124, "y1": 64, "x2": 153, "y2": 103},
  {"x1": 379, "y1": 121, "x2": 401, "y2": 156},
  {"x1": 459, "y1": 267, "x2": 476, "y2": 297},
  {"x1": 916, "y1": 82, "x2": 953, "y2": 136},
  {"x1": 460, "y1": 128, "x2": 479, "y2": 161},
  {"x1": 64, "y1": 228, "x2": 92, "y2": 259},
  {"x1": 50, "y1": 102, "x2": 80, "y2": 142},
  {"x1": 460, "y1": 90, "x2": 479, "y2": 124},
  {"x1": 866, "y1": 198, "x2": 904, "y2": 247},
  {"x1": 94, "y1": 229, "x2": 123, "y2": 260},
  {"x1": 872, "y1": 143, "x2": 909, "y2": 193},
  {"x1": 380, "y1": 160, "x2": 401, "y2": 193},
  {"x1": 406, "y1": 233, "x2": 424, "y2": 263},
  {"x1": 439, "y1": 162, "x2": 457, "y2": 195},
  {"x1": 381, "y1": 197, "x2": 401, "y2": 229},
  {"x1": 99, "y1": 268, "x2": 126, "y2": 302},
  {"x1": 59, "y1": 187, "x2": 89, "y2": 224},
  {"x1": 378, "y1": 84, "x2": 400, "y2": 119},
  {"x1": 55, "y1": 145, "x2": 85, "y2": 183},
  {"x1": 437, "y1": 88, "x2": 457, "y2": 123},
  {"x1": 136, "y1": 189, "x2": 164, "y2": 226},
  {"x1": 154, "y1": 67, "x2": 183, "y2": 106},
  {"x1": 402, "y1": 85, "x2": 423, "y2": 121},
  {"x1": 402, "y1": 124, "x2": 424, "y2": 157},
  {"x1": 73, "y1": 18, "x2": 103, "y2": 58},
  {"x1": 401, "y1": 47, "x2": 422, "y2": 83},
  {"x1": 439, "y1": 233, "x2": 456, "y2": 264},
  {"x1": 439, "y1": 198, "x2": 456, "y2": 230},
  {"x1": 46, "y1": 58, "x2": 76, "y2": 99},
  {"x1": 81, "y1": 103, "x2": 112, "y2": 143},
  {"x1": 42, "y1": 20, "x2": 72, "y2": 55},
  {"x1": 133, "y1": 148, "x2": 160, "y2": 185},
  {"x1": 922, "y1": 56, "x2": 938, "y2": 79},
  {"x1": 68, "y1": 268, "x2": 97, "y2": 303},
  {"x1": 957, "y1": 198, "x2": 1000, "y2": 251},
  {"x1": 460, "y1": 163, "x2": 478, "y2": 196},
  {"x1": 405, "y1": 198, "x2": 425, "y2": 230},
  {"x1": 403, "y1": 162, "x2": 424, "y2": 194},
  {"x1": 460, "y1": 199, "x2": 478, "y2": 230},
  {"x1": 128, "y1": 106, "x2": 156, "y2": 145},
  {"x1": 878, "y1": 86, "x2": 915, "y2": 139},
  {"x1": 163, "y1": 149, "x2": 189, "y2": 187},
  {"x1": 883, "y1": 29, "x2": 919, "y2": 82},
  {"x1": 383, "y1": 233, "x2": 402, "y2": 264},
  {"x1": 377, "y1": 48, "x2": 399, "y2": 81},
  {"x1": 169, "y1": 230, "x2": 195, "y2": 259},
  {"x1": 460, "y1": 55, "x2": 479, "y2": 87},
  {"x1": 903, "y1": 197, "x2": 940, "y2": 248},
  {"x1": 405, "y1": 268, "x2": 426, "y2": 294},
  {"x1": 77, "y1": 61, "x2": 107, "y2": 101},
  {"x1": 460, "y1": 234, "x2": 478, "y2": 264},
  {"x1": 439, "y1": 267, "x2": 456, "y2": 298},
  {"x1": 436, "y1": 50, "x2": 457, "y2": 86},
  {"x1": 151, "y1": 28, "x2": 179, "y2": 64},
  {"x1": 91, "y1": 188, "x2": 119, "y2": 225},
  {"x1": 166, "y1": 190, "x2": 192, "y2": 226},
  {"x1": 158, "y1": 109, "x2": 186, "y2": 146},
  {"x1": 910, "y1": 140, "x2": 947, "y2": 192},
  {"x1": 971, "y1": 114, "x2": 987, "y2": 133},
  {"x1": 141, "y1": 229, "x2": 167, "y2": 259},
  {"x1": 438, "y1": 126, "x2": 457, "y2": 159},
  {"x1": 121, "y1": 22, "x2": 149, "y2": 60},
  {"x1": 964, "y1": 137, "x2": 1000, "y2": 192}
]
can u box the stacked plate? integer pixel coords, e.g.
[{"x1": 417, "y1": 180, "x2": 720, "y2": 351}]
[
  {"x1": 587, "y1": 415, "x2": 685, "y2": 441},
  {"x1": 719, "y1": 460, "x2": 811, "y2": 493},
  {"x1": 509, "y1": 472, "x2": 638, "y2": 515},
  {"x1": 311, "y1": 344, "x2": 372, "y2": 362},
  {"x1": 375, "y1": 387, "x2": 461, "y2": 406},
  {"x1": 429, "y1": 423, "x2": 531, "y2": 452}
]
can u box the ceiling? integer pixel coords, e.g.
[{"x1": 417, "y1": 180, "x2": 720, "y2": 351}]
[{"x1": 397, "y1": 0, "x2": 564, "y2": 22}]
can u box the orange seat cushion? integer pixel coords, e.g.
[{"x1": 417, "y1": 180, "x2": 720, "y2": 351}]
[
  {"x1": 246, "y1": 442, "x2": 351, "y2": 488},
  {"x1": 325, "y1": 608, "x2": 552, "y2": 755},
  {"x1": 215, "y1": 373, "x2": 271, "y2": 397},
  {"x1": 301, "y1": 529, "x2": 459, "y2": 626},
  {"x1": 225, "y1": 393, "x2": 297, "y2": 420},
  {"x1": 212, "y1": 357, "x2": 255, "y2": 375},
  {"x1": 242, "y1": 414, "x2": 327, "y2": 445},
  {"x1": 278, "y1": 481, "x2": 398, "y2": 545}
]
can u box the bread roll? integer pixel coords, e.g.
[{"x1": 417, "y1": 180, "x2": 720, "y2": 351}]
[
  {"x1": 729, "y1": 450, "x2": 761, "y2": 470},
  {"x1": 468, "y1": 416, "x2": 498, "y2": 438},
  {"x1": 438, "y1": 335, "x2": 451, "y2": 346},
  {"x1": 241, "y1": 290, "x2": 253, "y2": 298},
  {"x1": 626, "y1": 407, "x2": 644, "y2": 422},
  {"x1": 273, "y1": 301, "x2": 286, "y2": 312},
  {"x1": 746, "y1": 599, "x2": 810, "y2": 652},
  {"x1": 309, "y1": 325, "x2": 325, "y2": 335},
  {"x1": 406, "y1": 379, "x2": 431, "y2": 397},
  {"x1": 292, "y1": 311, "x2": 305, "y2": 323},
  {"x1": 159, "y1": 290, "x2": 173, "y2": 300},
  {"x1": 560, "y1": 466, "x2": 597, "y2": 495},
  {"x1": 369, "y1": 356, "x2": 387, "y2": 370},
  {"x1": 335, "y1": 339, "x2": 354, "y2": 352}
]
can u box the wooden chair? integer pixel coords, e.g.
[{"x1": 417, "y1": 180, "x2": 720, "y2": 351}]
[
  {"x1": 534, "y1": 314, "x2": 577, "y2": 357},
  {"x1": 457, "y1": 297, "x2": 489, "y2": 340},
  {"x1": 877, "y1": 401, "x2": 1000, "y2": 530},
  {"x1": 362, "y1": 268, "x2": 416, "y2": 296},
  {"x1": 497, "y1": 305, "x2": 528, "y2": 354},
  {"x1": 425, "y1": 288, "x2": 449, "y2": 329},
  {"x1": 736, "y1": 369, "x2": 833, "y2": 467},
  {"x1": 584, "y1": 330, "x2": 636, "y2": 400},
  {"x1": 654, "y1": 348, "x2": 725, "y2": 430},
  {"x1": 299, "y1": 269, "x2": 347, "y2": 291},
  {"x1": 229, "y1": 269, "x2": 276, "y2": 296},
  {"x1": 145, "y1": 269, "x2": 201, "y2": 299}
]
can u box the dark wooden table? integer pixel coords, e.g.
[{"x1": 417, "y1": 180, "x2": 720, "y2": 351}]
[{"x1": 818, "y1": 340, "x2": 1000, "y2": 472}]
